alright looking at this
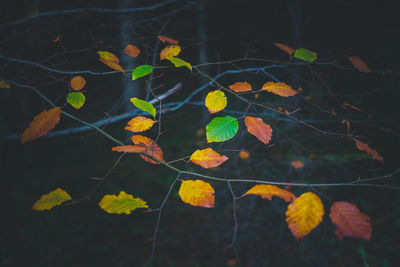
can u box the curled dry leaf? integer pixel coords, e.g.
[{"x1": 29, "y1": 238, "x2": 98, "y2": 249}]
[
  {"x1": 190, "y1": 148, "x2": 229, "y2": 169},
  {"x1": 352, "y1": 138, "x2": 383, "y2": 163},
  {"x1": 111, "y1": 145, "x2": 146, "y2": 153},
  {"x1": 330, "y1": 201, "x2": 372, "y2": 241},
  {"x1": 22, "y1": 107, "x2": 61, "y2": 144},
  {"x1": 158, "y1": 35, "x2": 179, "y2": 44},
  {"x1": 348, "y1": 56, "x2": 371, "y2": 73},
  {"x1": 160, "y1": 45, "x2": 181, "y2": 60},
  {"x1": 261, "y1": 82, "x2": 297, "y2": 97},
  {"x1": 178, "y1": 180, "x2": 215, "y2": 208},
  {"x1": 229, "y1": 82, "x2": 252, "y2": 93},
  {"x1": 245, "y1": 184, "x2": 296, "y2": 202},
  {"x1": 274, "y1": 43, "x2": 295, "y2": 55},
  {"x1": 125, "y1": 116, "x2": 155, "y2": 132},
  {"x1": 244, "y1": 116, "x2": 272, "y2": 144},
  {"x1": 70, "y1": 76, "x2": 86, "y2": 91},
  {"x1": 205, "y1": 90, "x2": 227, "y2": 114},
  {"x1": 131, "y1": 135, "x2": 164, "y2": 164}
]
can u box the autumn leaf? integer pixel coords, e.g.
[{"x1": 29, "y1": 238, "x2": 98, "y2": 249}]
[
  {"x1": 160, "y1": 45, "x2": 181, "y2": 60},
  {"x1": 66, "y1": 92, "x2": 85, "y2": 109},
  {"x1": 131, "y1": 135, "x2": 164, "y2": 164},
  {"x1": 124, "y1": 44, "x2": 140, "y2": 58},
  {"x1": 178, "y1": 180, "x2": 215, "y2": 208},
  {"x1": 343, "y1": 102, "x2": 363, "y2": 112},
  {"x1": 190, "y1": 148, "x2": 229, "y2": 169},
  {"x1": 97, "y1": 51, "x2": 119, "y2": 63},
  {"x1": 98, "y1": 191, "x2": 148, "y2": 214},
  {"x1": 21, "y1": 107, "x2": 61, "y2": 144},
  {"x1": 99, "y1": 58, "x2": 125, "y2": 73},
  {"x1": 261, "y1": 82, "x2": 297, "y2": 97},
  {"x1": 0, "y1": 81, "x2": 11, "y2": 88},
  {"x1": 244, "y1": 116, "x2": 272, "y2": 144},
  {"x1": 245, "y1": 184, "x2": 296, "y2": 202},
  {"x1": 131, "y1": 65, "x2": 154, "y2": 80},
  {"x1": 32, "y1": 188, "x2": 71, "y2": 211},
  {"x1": 352, "y1": 138, "x2": 383, "y2": 163},
  {"x1": 206, "y1": 116, "x2": 238, "y2": 143},
  {"x1": 330, "y1": 202, "x2": 372, "y2": 241},
  {"x1": 130, "y1": 97, "x2": 156, "y2": 118},
  {"x1": 348, "y1": 56, "x2": 371, "y2": 73},
  {"x1": 341, "y1": 120, "x2": 350, "y2": 132},
  {"x1": 285, "y1": 192, "x2": 324, "y2": 240},
  {"x1": 229, "y1": 82, "x2": 252, "y2": 93},
  {"x1": 125, "y1": 116, "x2": 155, "y2": 132},
  {"x1": 205, "y1": 90, "x2": 227, "y2": 114},
  {"x1": 274, "y1": 43, "x2": 295, "y2": 55},
  {"x1": 167, "y1": 57, "x2": 192, "y2": 71},
  {"x1": 294, "y1": 48, "x2": 318, "y2": 62},
  {"x1": 239, "y1": 150, "x2": 250, "y2": 159},
  {"x1": 70, "y1": 76, "x2": 86, "y2": 91},
  {"x1": 111, "y1": 145, "x2": 146, "y2": 153},
  {"x1": 158, "y1": 35, "x2": 179, "y2": 44},
  {"x1": 291, "y1": 160, "x2": 305, "y2": 169}
]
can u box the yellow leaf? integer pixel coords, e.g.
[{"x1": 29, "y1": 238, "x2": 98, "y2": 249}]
[
  {"x1": 97, "y1": 51, "x2": 119, "y2": 63},
  {"x1": 21, "y1": 107, "x2": 61, "y2": 144},
  {"x1": 131, "y1": 135, "x2": 164, "y2": 164},
  {"x1": 0, "y1": 81, "x2": 11, "y2": 88},
  {"x1": 205, "y1": 90, "x2": 227, "y2": 114},
  {"x1": 98, "y1": 191, "x2": 148, "y2": 214},
  {"x1": 229, "y1": 82, "x2": 252, "y2": 93},
  {"x1": 32, "y1": 188, "x2": 71, "y2": 211},
  {"x1": 167, "y1": 57, "x2": 192, "y2": 71},
  {"x1": 244, "y1": 116, "x2": 272, "y2": 144},
  {"x1": 274, "y1": 43, "x2": 295, "y2": 55},
  {"x1": 178, "y1": 180, "x2": 215, "y2": 208},
  {"x1": 261, "y1": 82, "x2": 297, "y2": 97},
  {"x1": 125, "y1": 116, "x2": 155, "y2": 132},
  {"x1": 70, "y1": 76, "x2": 86, "y2": 91},
  {"x1": 160, "y1": 45, "x2": 181, "y2": 60},
  {"x1": 352, "y1": 138, "x2": 383, "y2": 163},
  {"x1": 190, "y1": 148, "x2": 229, "y2": 169},
  {"x1": 245, "y1": 184, "x2": 296, "y2": 202},
  {"x1": 285, "y1": 192, "x2": 324, "y2": 240}
]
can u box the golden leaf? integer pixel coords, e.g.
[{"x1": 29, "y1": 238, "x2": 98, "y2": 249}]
[
  {"x1": 125, "y1": 116, "x2": 155, "y2": 132},
  {"x1": 205, "y1": 90, "x2": 227, "y2": 114},
  {"x1": 32, "y1": 188, "x2": 71, "y2": 211},
  {"x1": 190, "y1": 148, "x2": 229, "y2": 169},
  {"x1": 178, "y1": 180, "x2": 215, "y2": 208},
  {"x1": 99, "y1": 58, "x2": 125, "y2": 73},
  {"x1": 244, "y1": 184, "x2": 296, "y2": 202},
  {"x1": 98, "y1": 191, "x2": 148, "y2": 214},
  {"x1": 160, "y1": 45, "x2": 181, "y2": 60},
  {"x1": 262, "y1": 82, "x2": 297, "y2": 97}
]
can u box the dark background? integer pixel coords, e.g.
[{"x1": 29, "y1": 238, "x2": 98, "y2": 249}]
[{"x1": 1, "y1": 0, "x2": 400, "y2": 266}]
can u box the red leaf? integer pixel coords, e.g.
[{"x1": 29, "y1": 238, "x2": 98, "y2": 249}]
[
  {"x1": 348, "y1": 56, "x2": 371, "y2": 73},
  {"x1": 131, "y1": 135, "x2": 164, "y2": 164},
  {"x1": 244, "y1": 116, "x2": 272, "y2": 144}
]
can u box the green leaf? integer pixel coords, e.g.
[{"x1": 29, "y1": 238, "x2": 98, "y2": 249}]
[
  {"x1": 66, "y1": 92, "x2": 85, "y2": 109},
  {"x1": 32, "y1": 188, "x2": 72, "y2": 211},
  {"x1": 294, "y1": 48, "x2": 317, "y2": 63},
  {"x1": 130, "y1": 97, "x2": 156, "y2": 117},
  {"x1": 167, "y1": 57, "x2": 192, "y2": 71},
  {"x1": 132, "y1": 65, "x2": 153, "y2": 80},
  {"x1": 98, "y1": 191, "x2": 148, "y2": 214},
  {"x1": 206, "y1": 116, "x2": 238, "y2": 142}
]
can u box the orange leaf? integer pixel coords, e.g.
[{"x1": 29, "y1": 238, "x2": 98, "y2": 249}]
[
  {"x1": 229, "y1": 82, "x2": 252, "y2": 93},
  {"x1": 285, "y1": 192, "x2": 324, "y2": 240},
  {"x1": 330, "y1": 202, "x2": 372, "y2": 241},
  {"x1": 125, "y1": 116, "x2": 155, "y2": 132},
  {"x1": 245, "y1": 184, "x2": 296, "y2": 202},
  {"x1": 99, "y1": 58, "x2": 125, "y2": 73},
  {"x1": 274, "y1": 43, "x2": 295, "y2": 55},
  {"x1": 111, "y1": 145, "x2": 146, "y2": 153},
  {"x1": 158, "y1": 35, "x2": 179, "y2": 45},
  {"x1": 21, "y1": 107, "x2": 61, "y2": 144},
  {"x1": 343, "y1": 102, "x2": 363, "y2": 112},
  {"x1": 178, "y1": 180, "x2": 215, "y2": 208},
  {"x1": 348, "y1": 56, "x2": 371, "y2": 73},
  {"x1": 189, "y1": 148, "x2": 229, "y2": 169},
  {"x1": 291, "y1": 160, "x2": 304, "y2": 169},
  {"x1": 124, "y1": 44, "x2": 140, "y2": 58},
  {"x1": 131, "y1": 135, "x2": 164, "y2": 164},
  {"x1": 160, "y1": 45, "x2": 181, "y2": 60},
  {"x1": 70, "y1": 76, "x2": 86, "y2": 91},
  {"x1": 352, "y1": 138, "x2": 383, "y2": 163},
  {"x1": 261, "y1": 82, "x2": 297, "y2": 97},
  {"x1": 244, "y1": 116, "x2": 272, "y2": 144},
  {"x1": 239, "y1": 150, "x2": 250, "y2": 159}
]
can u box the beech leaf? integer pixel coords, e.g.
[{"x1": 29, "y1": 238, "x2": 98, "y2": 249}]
[
  {"x1": 167, "y1": 57, "x2": 192, "y2": 71},
  {"x1": 131, "y1": 65, "x2": 153, "y2": 80},
  {"x1": 131, "y1": 135, "x2": 164, "y2": 164},
  {"x1": 245, "y1": 185, "x2": 296, "y2": 202},
  {"x1": 274, "y1": 43, "x2": 295, "y2": 55},
  {"x1": 229, "y1": 82, "x2": 252, "y2": 93},
  {"x1": 125, "y1": 116, "x2": 155, "y2": 132},
  {"x1": 294, "y1": 48, "x2": 317, "y2": 62},
  {"x1": 261, "y1": 82, "x2": 297, "y2": 97},
  {"x1": 190, "y1": 148, "x2": 229, "y2": 169},
  {"x1": 32, "y1": 188, "x2": 71, "y2": 211},
  {"x1": 205, "y1": 90, "x2": 227, "y2": 114},
  {"x1": 97, "y1": 51, "x2": 119, "y2": 63},
  {"x1": 98, "y1": 191, "x2": 148, "y2": 214},
  {"x1": 124, "y1": 44, "x2": 140, "y2": 58},
  {"x1": 130, "y1": 97, "x2": 156, "y2": 118},
  {"x1": 99, "y1": 58, "x2": 125, "y2": 73},
  {"x1": 70, "y1": 76, "x2": 86, "y2": 91},
  {"x1": 206, "y1": 116, "x2": 238, "y2": 143},
  {"x1": 66, "y1": 92, "x2": 85, "y2": 109},
  {"x1": 291, "y1": 160, "x2": 305, "y2": 169},
  {"x1": 352, "y1": 138, "x2": 383, "y2": 163},
  {"x1": 160, "y1": 45, "x2": 181, "y2": 60},
  {"x1": 111, "y1": 145, "x2": 146, "y2": 153},
  {"x1": 348, "y1": 56, "x2": 371, "y2": 73},
  {"x1": 244, "y1": 116, "x2": 273, "y2": 144},
  {"x1": 178, "y1": 180, "x2": 215, "y2": 208},
  {"x1": 158, "y1": 35, "x2": 179, "y2": 44}
]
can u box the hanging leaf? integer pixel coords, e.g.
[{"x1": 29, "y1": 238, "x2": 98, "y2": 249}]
[
  {"x1": 178, "y1": 180, "x2": 215, "y2": 208},
  {"x1": 285, "y1": 192, "x2": 324, "y2": 240},
  {"x1": 245, "y1": 184, "x2": 296, "y2": 202},
  {"x1": 70, "y1": 76, "x2": 86, "y2": 91},
  {"x1": 261, "y1": 82, "x2": 297, "y2": 97},
  {"x1": 97, "y1": 51, "x2": 120, "y2": 63},
  {"x1": 274, "y1": 43, "x2": 295, "y2": 55},
  {"x1": 131, "y1": 65, "x2": 153, "y2": 80},
  {"x1": 32, "y1": 188, "x2": 71, "y2": 211},
  {"x1": 291, "y1": 160, "x2": 305, "y2": 169},
  {"x1": 205, "y1": 90, "x2": 227, "y2": 114},
  {"x1": 167, "y1": 57, "x2": 192, "y2": 71},
  {"x1": 160, "y1": 45, "x2": 181, "y2": 60},
  {"x1": 348, "y1": 56, "x2": 371, "y2": 73},
  {"x1": 0, "y1": 81, "x2": 11, "y2": 88},
  {"x1": 99, "y1": 58, "x2": 125, "y2": 73},
  {"x1": 330, "y1": 202, "x2": 372, "y2": 241},
  {"x1": 125, "y1": 116, "x2": 155, "y2": 132},
  {"x1": 239, "y1": 150, "x2": 250, "y2": 159},
  {"x1": 21, "y1": 107, "x2": 61, "y2": 144},
  {"x1": 244, "y1": 116, "x2": 273, "y2": 144},
  {"x1": 124, "y1": 44, "x2": 140, "y2": 58},
  {"x1": 111, "y1": 145, "x2": 146, "y2": 153},
  {"x1": 352, "y1": 138, "x2": 383, "y2": 163},
  {"x1": 190, "y1": 148, "x2": 229, "y2": 169},
  {"x1": 229, "y1": 82, "x2": 252, "y2": 93},
  {"x1": 206, "y1": 116, "x2": 238, "y2": 143},
  {"x1": 131, "y1": 135, "x2": 164, "y2": 164},
  {"x1": 158, "y1": 35, "x2": 179, "y2": 44},
  {"x1": 343, "y1": 102, "x2": 363, "y2": 112},
  {"x1": 66, "y1": 92, "x2": 85, "y2": 109},
  {"x1": 98, "y1": 191, "x2": 148, "y2": 214},
  {"x1": 294, "y1": 48, "x2": 318, "y2": 62},
  {"x1": 130, "y1": 97, "x2": 156, "y2": 118}
]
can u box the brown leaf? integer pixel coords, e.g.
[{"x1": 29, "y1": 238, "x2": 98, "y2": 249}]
[
  {"x1": 229, "y1": 82, "x2": 252, "y2": 93},
  {"x1": 124, "y1": 44, "x2": 140, "y2": 58},
  {"x1": 244, "y1": 116, "x2": 272, "y2": 144},
  {"x1": 111, "y1": 145, "x2": 146, "y2": 153},
  {"x1": 131, "y1": 135, "x2": 164, "y2": 164},
  {"x1": 158, "y1": 35, "x2": 179, "y2": 44},
  {"x1": 70, "y1": 76, "x2": 86, "y2": 91},
  {"x1": 22, "y1": 107, "x2": 61, "y2": 144},
  {"x1": 352, "y1": 138, "x2": 383, "y2": 163},
  {"x1": 348, "y1": 56, "x2": 371, "y2": 73},
  {"x1": 261, "y1": 82, "x2": 297, "y2": 97},
  {"x1": 291, "y1": 160, "x2": 304, "y2": 169},
  {"x1": 274, "y1": 43, "x2": 295, "y2": 55}
]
